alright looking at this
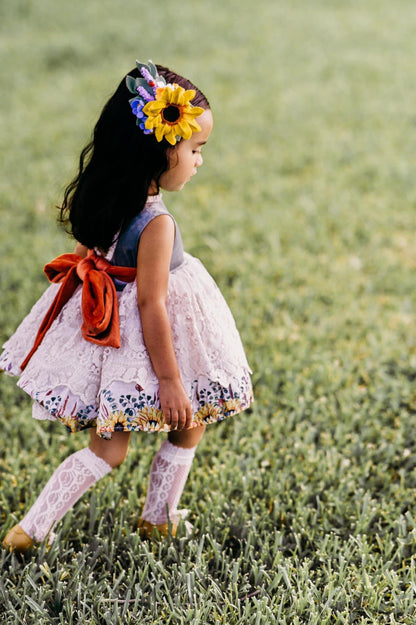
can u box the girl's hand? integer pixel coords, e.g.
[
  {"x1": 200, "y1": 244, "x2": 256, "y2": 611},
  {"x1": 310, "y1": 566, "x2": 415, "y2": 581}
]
[{"x1": 159, "y1": 378, "x2": 193, "y2": 430}]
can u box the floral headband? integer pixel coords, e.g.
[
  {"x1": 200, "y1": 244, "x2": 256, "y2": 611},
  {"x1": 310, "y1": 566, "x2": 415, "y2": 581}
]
[{"x1": 126, "y1": 60, "x2": 204, "y2": 146}]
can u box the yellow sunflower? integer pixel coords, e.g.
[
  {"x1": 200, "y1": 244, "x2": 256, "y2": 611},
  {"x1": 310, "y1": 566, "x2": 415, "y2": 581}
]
[
  {"x1": 57, "y1": 415, "x2": 79, "y2": 433},
  {"x1": 138, "y1": 406, "x2": 165, "y2": 428},
  {"x1": 194, "y1": 403, "x2": 220, "y2": 425},
  {"x1": 223, "y1": 398, "x2": 243, "y2": 415},
  {"x1": 143, "y1": 85, "x2": 204, "y2": 145},
  {"x1": 101, "y1": 412, "x2": 128, "y2": 432}
]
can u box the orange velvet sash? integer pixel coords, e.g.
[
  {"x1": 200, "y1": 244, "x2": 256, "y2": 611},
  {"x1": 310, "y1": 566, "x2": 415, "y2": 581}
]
[{"x1": 21, "y1": 251, "x2": 137, "y2": 371}]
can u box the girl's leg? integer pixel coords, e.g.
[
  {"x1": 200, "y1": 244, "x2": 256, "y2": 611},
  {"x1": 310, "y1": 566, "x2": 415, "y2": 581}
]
[
  {"x1": 140, "y1": 426, "x2": 205, "y2": 532},
  {"x1": 89, "y1": 429, "x2": 131, "y2": 468},
  {"x1": 168, "y1": 426, "x2": 206, "y2": 448},
  {"x1": 4, "y1": 430, "x2": 130, "y2": 549}
]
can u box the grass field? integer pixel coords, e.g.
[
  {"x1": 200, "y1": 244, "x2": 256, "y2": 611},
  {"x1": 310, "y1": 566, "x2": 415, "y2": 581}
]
[{"x1": 1, "y1": 0, "x2": 416, "y2": 622}]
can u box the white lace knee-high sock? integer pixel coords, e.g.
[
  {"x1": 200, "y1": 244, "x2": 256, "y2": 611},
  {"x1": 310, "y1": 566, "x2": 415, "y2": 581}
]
[
  {"x1": 141, "y1": 440, "x2": 196, "y2": 525},
  {"x1": 19, "y1": 447, "x2": 112, "y2": 542}
]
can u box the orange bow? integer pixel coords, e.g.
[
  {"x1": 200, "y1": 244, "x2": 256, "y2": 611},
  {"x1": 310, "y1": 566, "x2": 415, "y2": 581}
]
[{"x1": 21, "y1": 251, "x2": 137, "y2": 371}]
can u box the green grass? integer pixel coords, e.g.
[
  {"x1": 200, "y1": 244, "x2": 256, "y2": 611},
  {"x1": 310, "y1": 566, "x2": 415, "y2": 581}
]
[{"x1": 1, "y1": 0, "x2": 416, "y2": 622}]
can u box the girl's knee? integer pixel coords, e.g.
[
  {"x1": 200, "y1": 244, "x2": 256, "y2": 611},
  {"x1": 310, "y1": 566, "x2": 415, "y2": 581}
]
[
  {"x1": 89, "y1": 430, "x2": 131, "y2": 468},
  {"x1": 168, "y1": 424, "x2": 206, "y2": 448},
  {"x1": 88, "y1": 446, "x2": 125, "y2": 469},
  {"x1": 105, "y1": 448, "x2": 128, "y2": 469}
]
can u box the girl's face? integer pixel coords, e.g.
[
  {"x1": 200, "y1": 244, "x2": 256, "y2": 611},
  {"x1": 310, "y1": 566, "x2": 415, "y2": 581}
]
[{"x1": 158, "y1": 109, "x2": 213, "y2": 192}]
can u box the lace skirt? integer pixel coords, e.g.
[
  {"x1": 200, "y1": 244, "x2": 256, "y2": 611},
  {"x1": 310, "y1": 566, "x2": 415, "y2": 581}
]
[{"x1": 0, "y1": 254, "x2": 253, "y2": 438}]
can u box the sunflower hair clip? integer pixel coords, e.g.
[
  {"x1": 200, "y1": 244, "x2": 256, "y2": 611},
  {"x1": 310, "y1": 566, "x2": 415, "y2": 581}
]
[{"x1": 126, "y1": 60, "x2": 204, "y2": 146}]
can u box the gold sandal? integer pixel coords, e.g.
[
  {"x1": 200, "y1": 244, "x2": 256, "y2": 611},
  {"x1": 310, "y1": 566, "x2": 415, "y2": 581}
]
[
  {"x1": 137, "y1": 518, "x2": 177, "y2": 539},
  {"x1": 3, "y1": 525, "x2": 34, "y2": 553}
]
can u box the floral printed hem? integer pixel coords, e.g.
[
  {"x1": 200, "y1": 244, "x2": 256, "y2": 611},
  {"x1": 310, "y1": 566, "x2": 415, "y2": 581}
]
[{"x1": 29, "y1": 374, "x2": 253, "y2": 439}]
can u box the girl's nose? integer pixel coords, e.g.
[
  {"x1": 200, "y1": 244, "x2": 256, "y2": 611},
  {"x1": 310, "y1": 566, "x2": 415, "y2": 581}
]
[{"x1": 195, "y1": 153, "x2": 203, "y2": 167}]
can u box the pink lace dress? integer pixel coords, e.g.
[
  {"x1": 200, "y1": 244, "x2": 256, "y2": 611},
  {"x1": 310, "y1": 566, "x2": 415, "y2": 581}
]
[{"x1": 0, "y1": 196, "x2": 253, "y2": 438}]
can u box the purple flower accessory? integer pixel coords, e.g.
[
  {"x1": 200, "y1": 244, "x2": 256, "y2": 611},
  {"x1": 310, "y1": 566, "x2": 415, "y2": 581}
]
[
  {"x1": 130, "y1": 99, "x2": 153, "y2": 134},
  {"x1": 126, "y1": 60, "x2": 167, "y2": 134}
]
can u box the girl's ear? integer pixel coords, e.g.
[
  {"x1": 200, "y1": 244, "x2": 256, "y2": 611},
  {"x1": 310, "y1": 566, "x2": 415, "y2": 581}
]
[{"x1": 166, "y1": 146, "x2": 179, "y2": 170}]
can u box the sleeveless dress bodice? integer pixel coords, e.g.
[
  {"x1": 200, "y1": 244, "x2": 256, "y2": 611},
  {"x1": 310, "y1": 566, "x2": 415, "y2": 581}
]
[{"x1": 111, "y1": 196, "x2": 184, "y2": 289}]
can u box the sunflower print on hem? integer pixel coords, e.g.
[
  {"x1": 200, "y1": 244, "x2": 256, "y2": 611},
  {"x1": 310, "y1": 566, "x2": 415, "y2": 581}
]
[
  {"x1": 99, "y1": 407, "x2": 167, "y2": 435},
  {"x1": 33, "y1": 391, "x2": 98, "y2": 432},
  {"x1": 193, "y1": 398, "x2": 245, "y2": 425},
  {"x1": 98, "y1": 377, "x2": 252, "y2": 432},
  {"x1": 30, "y1": 376, "x2": 252, "y2": 436},
  {"x1": 56, "y1": 414, "x2": 98, "y2": 434}
]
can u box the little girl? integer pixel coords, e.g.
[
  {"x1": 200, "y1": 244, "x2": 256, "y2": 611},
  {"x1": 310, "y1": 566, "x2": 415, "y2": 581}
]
[{"x1": 1, "y1": 60, "x2": 252, "y2": 552}]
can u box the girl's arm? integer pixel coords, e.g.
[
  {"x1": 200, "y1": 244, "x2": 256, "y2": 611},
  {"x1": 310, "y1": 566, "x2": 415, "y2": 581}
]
[{"x1": 136, "y1": 215, "x2": 193, "y2": 431}]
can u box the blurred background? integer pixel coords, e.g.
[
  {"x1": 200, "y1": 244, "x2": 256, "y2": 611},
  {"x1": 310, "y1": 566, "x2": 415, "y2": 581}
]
[{"x1": 1, "y1": 0, "x2": 416, "y2": 621}]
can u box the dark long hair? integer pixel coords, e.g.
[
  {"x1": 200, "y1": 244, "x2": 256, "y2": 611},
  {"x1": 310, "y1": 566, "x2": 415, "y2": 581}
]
[{"x1": 59, "y1": 64, "x2": 210, "y2": 252}]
